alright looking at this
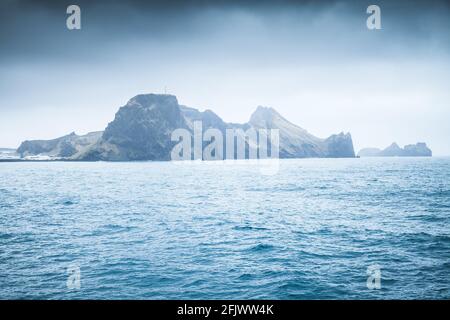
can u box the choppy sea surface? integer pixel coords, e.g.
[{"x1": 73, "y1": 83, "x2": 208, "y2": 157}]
[{"x1": 0, "y1": 157, "x2": 449, "y2": 299}]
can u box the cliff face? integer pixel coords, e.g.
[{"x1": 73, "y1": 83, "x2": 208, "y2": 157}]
[
  {"x1": 79, "y1": 94, "x2": 188, "y2": 161},
  {"x1": 17, "y1": 93, "x2": 356, "y2": 161},
  {"x1": 358, "y1": 142, "x2": 432, "y2": 157},
  {"x1": 324, "y1": 133, "x2": 355, "y2": 158}
]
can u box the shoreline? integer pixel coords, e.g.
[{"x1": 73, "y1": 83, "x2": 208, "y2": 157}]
[{"x1": 1, "y1": 156, "x2": 443, "y2": 163}]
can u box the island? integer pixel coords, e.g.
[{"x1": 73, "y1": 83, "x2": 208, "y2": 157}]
[
  {"x1": 12, "y1": 94, "x2": 356, "y2": 161},
  {"x1": 358, "y1": 142, "x2": 432, "y2": 157}
]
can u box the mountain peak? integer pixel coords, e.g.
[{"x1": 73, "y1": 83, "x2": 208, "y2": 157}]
[
  {"x1": 253, "y1": 105, "x2": 279, "y2": 116},
  {"x1": 127, "y1": 93, "x2": 178, "y2": 109},
  {"x1": 388, "y1": 142, "x2": 400, "y2": 148},
  {"x1": 249, "y1": 105, "x2": 282, "y2": 126}
]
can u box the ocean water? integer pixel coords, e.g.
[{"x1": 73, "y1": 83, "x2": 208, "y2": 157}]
[{"x1": 0, "y1": 157, "x2": 449, "y2": 300}]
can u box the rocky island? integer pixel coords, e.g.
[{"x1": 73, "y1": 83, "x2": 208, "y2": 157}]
[
  {"x1": 14, "y1": 93, "x2": 355, "y2": 161},
  {"x1": 358, "y1": 142, "x2": 432, "y2": 157}
]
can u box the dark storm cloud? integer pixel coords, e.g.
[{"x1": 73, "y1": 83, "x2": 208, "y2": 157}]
[{"x1": 0, "y1": 0, "x2": 449, "y2": 64}]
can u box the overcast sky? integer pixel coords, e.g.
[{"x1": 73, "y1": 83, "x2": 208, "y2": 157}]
[{"x1": 1, "y1": 0, "x2": 449, "y2": 154}]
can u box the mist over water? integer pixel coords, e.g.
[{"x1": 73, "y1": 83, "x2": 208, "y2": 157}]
[{"x1": 1, "y1": 157, "x2": 449, "y2": 299}]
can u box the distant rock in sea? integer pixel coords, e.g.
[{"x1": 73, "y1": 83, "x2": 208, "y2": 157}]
[
  {"x1": 402, "y1": 143, "x2": 433, "y2": 157},
  {"x1": 16, "y1": 93, "x2": 356, "y2": 161},
  {"x1": 358, "y1": 142, "x2": 432, "y2": 157}
]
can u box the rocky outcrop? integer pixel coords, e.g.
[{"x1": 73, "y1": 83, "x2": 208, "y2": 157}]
[
  {"x1": 403, "y1": 143, "x2": 432, "y2": 157},
  {"x1": 17, "y1": 131, "x2": 102, "y2": 159},
  {"x1": 324, "y1": 132, "x2": 355, "y2": 158},
  {"x1": 358, "y1": 142, "x2": 432, "y2": 157},
  {"x1": 17, "y1": 93, "x2": 356, "y2": 160}
]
